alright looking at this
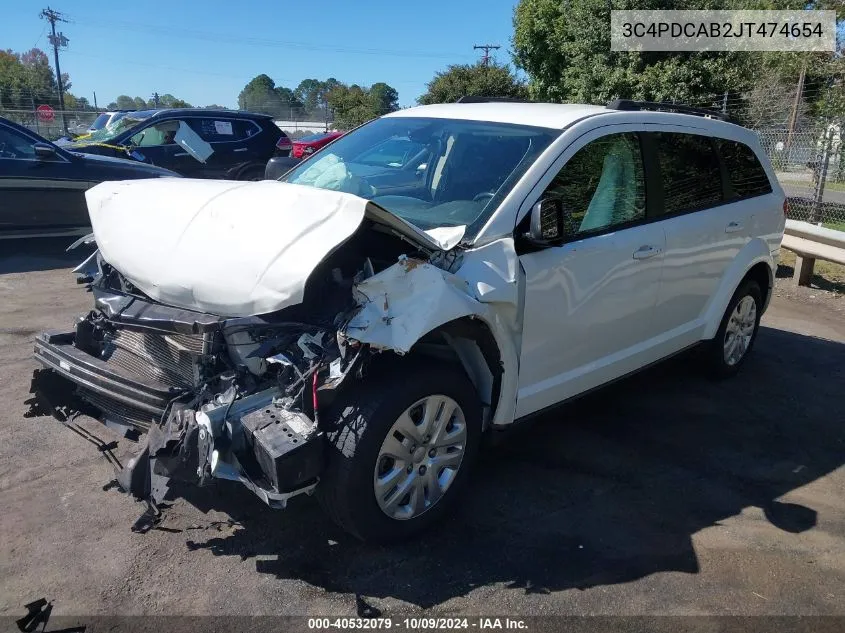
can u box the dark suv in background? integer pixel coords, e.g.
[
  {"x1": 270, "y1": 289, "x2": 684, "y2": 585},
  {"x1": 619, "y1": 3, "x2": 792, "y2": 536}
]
[{"x1": 67, "y1": 109, "x2": 291, "y2": 180}]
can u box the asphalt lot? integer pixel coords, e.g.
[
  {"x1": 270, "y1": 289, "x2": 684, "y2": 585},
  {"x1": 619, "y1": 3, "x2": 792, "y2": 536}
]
[{"x1": 0, "y1": 239, "x2": 844, "y2": 619}]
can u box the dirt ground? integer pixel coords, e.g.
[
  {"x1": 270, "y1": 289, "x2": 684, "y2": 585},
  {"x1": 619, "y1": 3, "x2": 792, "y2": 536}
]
[{"x1": 1, "y1": 239, "x2": 844, "y2": 620}]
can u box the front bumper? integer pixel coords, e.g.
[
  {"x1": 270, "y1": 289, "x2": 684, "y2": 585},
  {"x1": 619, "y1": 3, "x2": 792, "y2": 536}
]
[
  {"x1": 33, "y1": 330, "x2": 324, "y2": 510},
  {"x1": 33, "y1": 330, "x2": 177, "y2": 421}
]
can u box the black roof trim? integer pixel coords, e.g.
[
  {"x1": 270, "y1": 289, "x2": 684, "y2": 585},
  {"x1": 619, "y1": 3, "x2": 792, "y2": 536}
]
[
  {"x1": 149, "y1": 108, "x2": 274, "y2": 120},
  {"x1": 456, "y1": 96, "x2": 537, "y2": 104},
  {"x1": 606, "y1": 99, "x2": 733, "y2": 122}
]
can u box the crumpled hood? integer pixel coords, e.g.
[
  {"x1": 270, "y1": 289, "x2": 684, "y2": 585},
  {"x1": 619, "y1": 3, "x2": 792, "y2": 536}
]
[{"x1": 85, "y1": 179, "x2": 454, "y2": 317}]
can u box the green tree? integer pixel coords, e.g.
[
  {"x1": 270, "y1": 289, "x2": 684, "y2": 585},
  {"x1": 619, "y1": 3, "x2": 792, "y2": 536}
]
[
  {"x1": 512, "y1": 0, "x2": 843, "y2": 110},
  {"x1": 512, "y1": 0, "x2": 758, "y2": 105},
  {"x1": 327, "y1": 81, "x2": 400, "y2": 129},
  {"x1": 114, "y1": 95, "x2": 136, "y2": 110},
  {"x1": 294, "y1": 78, "x2": 324, "y2": 113},
  {"x1": 370, "y1": 82, "x2": 399, "y2": 115},
  {"x1": 418, "y1": 61, "x2": 526, "y2": 104},
  {"x1": 238, "y1": 74, "x2": 280, "y2": 113}
]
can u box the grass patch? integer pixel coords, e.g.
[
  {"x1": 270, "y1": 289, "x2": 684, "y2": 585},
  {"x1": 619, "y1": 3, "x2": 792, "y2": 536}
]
[{"x1": 823, "y1": 220, "x2": 845, "y2": 232}]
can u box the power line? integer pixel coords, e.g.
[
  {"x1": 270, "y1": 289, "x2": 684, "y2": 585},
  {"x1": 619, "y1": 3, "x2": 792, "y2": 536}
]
[
  {"x1": 473, "y1": 44, "x2": 500, "y2": 66},
  {"x1": 68, "y1": 17, "x2": 474, "y2": 61}
]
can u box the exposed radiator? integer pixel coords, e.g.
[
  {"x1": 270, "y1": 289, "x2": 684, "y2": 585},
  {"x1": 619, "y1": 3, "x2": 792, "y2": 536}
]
[
  {"x1": 102, "y1": 328, "x2": 208, "y2": 388},
  {"x1": 79, "y1": 387, "x2": 156, "y2": 432}
]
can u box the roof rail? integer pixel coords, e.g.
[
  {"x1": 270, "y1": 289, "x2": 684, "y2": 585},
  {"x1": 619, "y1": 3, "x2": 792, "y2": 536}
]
[
  {"x1": 606, "y1": 99, "x2": 732, "y2": 122},
  {"x1": 456, "y1": 96, "x2": 535, "y2": 104}
]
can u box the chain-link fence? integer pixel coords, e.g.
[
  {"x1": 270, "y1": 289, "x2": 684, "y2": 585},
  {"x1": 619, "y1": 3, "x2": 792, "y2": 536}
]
[
  {"x1": 754, "y1": 125, "x2": 845, "y2": 230},
  {"x1": 2, "y1": 108, "x2": 103, "y2": 141}
]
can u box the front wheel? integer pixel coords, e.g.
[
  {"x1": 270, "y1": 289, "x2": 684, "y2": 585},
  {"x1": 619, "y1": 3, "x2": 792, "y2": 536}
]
[{"x1": 316, "y1": 362, "x2": 482, "y2": 543}]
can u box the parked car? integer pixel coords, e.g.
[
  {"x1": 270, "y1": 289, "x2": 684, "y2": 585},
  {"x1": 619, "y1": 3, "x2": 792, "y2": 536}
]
[
  {"x1": 291, "y1": 130, "x2": 344, "y2": 159},
  {"x1": 0, "y1": 116, "x2": 178, "y2": 238},
  {"x1": 66, "y1": 109, "x2": 286, "y2": 180},
  {"x1": 33, "y1": 100, "x2": 785, "y2": 543}
]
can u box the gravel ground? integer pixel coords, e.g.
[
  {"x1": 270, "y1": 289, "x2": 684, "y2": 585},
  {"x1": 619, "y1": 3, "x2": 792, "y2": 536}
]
[{"x1": 1, "y1": 239, "x2": 844, "y2": 622}]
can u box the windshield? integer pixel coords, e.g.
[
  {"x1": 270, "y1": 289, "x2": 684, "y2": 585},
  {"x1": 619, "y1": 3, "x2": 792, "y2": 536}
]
[
  {"x1": 82, "y1": 110, "x2": 156, "y2": 144},
  {"x1": 89, "y1": 113, "x2": 111, "y2": 131},
  {"x1": 281, "y1": 116, "x2": 559, "y2": 240}
]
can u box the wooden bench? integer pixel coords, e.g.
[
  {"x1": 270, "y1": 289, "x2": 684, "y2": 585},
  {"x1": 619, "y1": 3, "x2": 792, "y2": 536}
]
[{"x1": 781, "y1": 220, "x2": 845, "y2": 286}]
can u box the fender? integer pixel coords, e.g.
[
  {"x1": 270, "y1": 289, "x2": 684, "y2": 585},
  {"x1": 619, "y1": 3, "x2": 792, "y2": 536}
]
[
  {"x1": 701, "y1": 237, "x2": 774, "y2": 340},
  {"x1": 345, "y1": 238, "x2": 522, "y2": 428}
]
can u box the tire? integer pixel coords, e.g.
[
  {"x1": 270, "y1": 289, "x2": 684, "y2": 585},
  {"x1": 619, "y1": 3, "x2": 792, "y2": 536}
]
[
  {"x1": 316, "y1": 362, "x2": 482, "y2": 543},
  {"x1": 705, "y1": 278, "x2": 763, "y2": 378}
]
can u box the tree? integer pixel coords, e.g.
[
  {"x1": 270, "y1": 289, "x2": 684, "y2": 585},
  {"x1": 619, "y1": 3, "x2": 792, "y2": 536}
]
[
  {"x1": 418, "y1": 62, "x2": 526, "y2": 104},
  {"x1": 114, "y1": 95, "x2": 137, "y2": 110},
  {"x1": 326, "y1": 81, "x2": 400, "y2": 129},
  {"x1": 294, "y1": 78, "x2": 324, "y2": 113},
  {"x1": 238, "y1": 74, "x2": 280, "y2": 113},
  {"x1": 370, "y1": 82, "x2": 399, "y2": 115},
  {"x1": 512, "y1": 0, "x2": 843, "y2": 109}
]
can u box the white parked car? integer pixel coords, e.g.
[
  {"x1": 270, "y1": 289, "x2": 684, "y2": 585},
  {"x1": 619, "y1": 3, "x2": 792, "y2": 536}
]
[{"x1": 34, "y1": 99, "x2": 785, "y2": 542}]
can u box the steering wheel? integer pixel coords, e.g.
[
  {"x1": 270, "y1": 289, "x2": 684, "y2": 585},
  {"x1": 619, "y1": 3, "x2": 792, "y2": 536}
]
[{"x1": 472, "y1": 192, "x2": 495, "y2": 203}]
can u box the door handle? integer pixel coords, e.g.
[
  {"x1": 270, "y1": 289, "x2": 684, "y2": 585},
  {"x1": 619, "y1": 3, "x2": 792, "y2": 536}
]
[
  {"x1": 174, "y1": 152, "x2": 189, "y2": 157},
  {"x1": 725, "y1": 221, "x2": 744, "y2": 233},
  {"x1": 233, "y1": 147, "x2": 248, "y2": 153},
  {"x1": 632, "y1": 245, "x2": 661, "y2": 260}
]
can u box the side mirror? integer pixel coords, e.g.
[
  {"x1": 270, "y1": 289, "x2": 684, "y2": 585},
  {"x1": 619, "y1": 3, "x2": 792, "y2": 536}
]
[
  {"x1": 526, "y1": 198, "x2": 565, "y2": 245},
  {"x1": 33, "y1": 142, "x2": 57, "y2": 160}
]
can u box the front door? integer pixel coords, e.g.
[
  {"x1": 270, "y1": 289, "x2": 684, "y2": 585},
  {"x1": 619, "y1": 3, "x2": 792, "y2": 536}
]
[
  {"x1": 516, "y1": 131, "x2": 665, "y2": 417},
  {"x1": 0, "y1": 123, "x2": 89, "y2": 235}
]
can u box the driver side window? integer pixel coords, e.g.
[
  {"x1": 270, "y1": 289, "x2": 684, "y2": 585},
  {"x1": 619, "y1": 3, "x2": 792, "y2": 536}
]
[
  {"x1": 0, "y1": 125, "x2": 36, "y2": 159},
  {"x1": 129, "y1": 120, "x2": 182, "y2": 147},
  {"x1": 544, "y1": 133, "x2": 646, "y2": 237}
]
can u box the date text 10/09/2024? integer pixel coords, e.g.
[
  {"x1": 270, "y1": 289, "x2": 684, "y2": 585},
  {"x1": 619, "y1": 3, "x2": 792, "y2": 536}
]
[{"x1": 307, "y1": 618, "x2": 529, "y2": 630}]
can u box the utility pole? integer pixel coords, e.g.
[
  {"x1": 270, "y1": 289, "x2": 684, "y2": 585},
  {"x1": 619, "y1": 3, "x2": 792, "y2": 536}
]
[
  {"x1": 785, "y1": 60, "x2": 807, "y2": 162},
  {"x1": 93, "y1": 91, "x2": 97, "y2": 109},
  {"x1": 40, "y1": 6, "x2": 69, "y2": 135},
  {"x1": 473, "y1": 44, "x2": 501, "y2": 66}
]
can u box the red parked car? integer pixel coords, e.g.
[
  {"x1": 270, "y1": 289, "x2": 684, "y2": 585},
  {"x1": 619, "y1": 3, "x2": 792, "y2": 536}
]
[{"x1": 291, "y1": 131, "x2": 344, "y2": 159}]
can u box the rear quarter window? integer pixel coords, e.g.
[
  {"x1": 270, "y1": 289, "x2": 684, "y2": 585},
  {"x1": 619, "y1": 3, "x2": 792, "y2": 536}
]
[
  {"x1": 717, "y1": 139, "x2": 772, "y2": 199},
  {"x1": 189, "y1": 118, "x2": 260, "y2": 143}
]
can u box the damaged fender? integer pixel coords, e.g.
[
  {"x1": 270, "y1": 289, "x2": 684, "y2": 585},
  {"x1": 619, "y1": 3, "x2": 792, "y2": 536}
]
[{"x1": 345, "y1": 238, "x2": 522, "y2": 428}]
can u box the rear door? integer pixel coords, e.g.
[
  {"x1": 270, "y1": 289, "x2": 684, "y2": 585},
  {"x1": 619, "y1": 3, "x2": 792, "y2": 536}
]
[
  {"x1": 646, "y1": 131, "x2": 760, "y2": 348},
  {"x1": 0, "y1": 123, "x2": 89, "y2": 235},
  {"x1": 187, "y1": 117, "x2": 264, "y2": 178}
]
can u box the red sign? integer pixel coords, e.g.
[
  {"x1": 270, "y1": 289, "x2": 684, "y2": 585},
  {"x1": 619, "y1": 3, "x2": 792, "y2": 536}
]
[{"x1": 36, "y1": 104, "x2": 55, "y2": 123}]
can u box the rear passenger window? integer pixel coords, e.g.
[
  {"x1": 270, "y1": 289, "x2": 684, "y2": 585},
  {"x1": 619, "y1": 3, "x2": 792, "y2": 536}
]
[
  {"x1": 654, "y1": 133, "x2": 723, "y2": 214},
  {"x1": 717, "y1": 139, "x2": 772, "y2": 199},
  {"x1": 544, "y1": 132, "x2": 646, "y2": 236}
]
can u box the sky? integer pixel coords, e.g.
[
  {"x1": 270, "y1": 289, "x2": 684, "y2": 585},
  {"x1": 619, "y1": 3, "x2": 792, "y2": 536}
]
[{"x1": 2, "y1": 0, "x2": 519, "y2": 109}]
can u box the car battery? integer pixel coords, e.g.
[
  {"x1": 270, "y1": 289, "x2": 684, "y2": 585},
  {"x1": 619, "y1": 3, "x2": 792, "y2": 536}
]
[{"x1": 239, "y1": 404, "x2": 324, "y2": 493}]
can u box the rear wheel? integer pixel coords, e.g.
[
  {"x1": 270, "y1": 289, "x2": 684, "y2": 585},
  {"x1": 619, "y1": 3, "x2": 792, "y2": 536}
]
[
  {"x1": 706, "y1": 279, "x2": 762, "y2": 377},
  {"x1": 316, "y1": 362, "x2": 481, "y2": 543}
]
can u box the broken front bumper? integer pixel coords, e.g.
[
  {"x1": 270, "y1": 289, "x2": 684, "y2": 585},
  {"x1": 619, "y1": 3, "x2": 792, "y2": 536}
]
[
  {"x1": 33, "y1": 330, "x2": 325, "y2": 510},
  {"x1": 34, "y1": 330, "x2": 176, "y2": 422}
]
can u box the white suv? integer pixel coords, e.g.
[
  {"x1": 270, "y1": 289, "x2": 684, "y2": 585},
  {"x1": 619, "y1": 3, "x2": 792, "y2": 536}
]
[{"x1": 34, "y1": 99, "x2": 785, "y2": 542}]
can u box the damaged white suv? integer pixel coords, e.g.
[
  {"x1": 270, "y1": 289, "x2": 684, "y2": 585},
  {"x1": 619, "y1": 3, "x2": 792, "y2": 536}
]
[{"x1": 34, "y1": 99, "x2": 785, "y2": 542}]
